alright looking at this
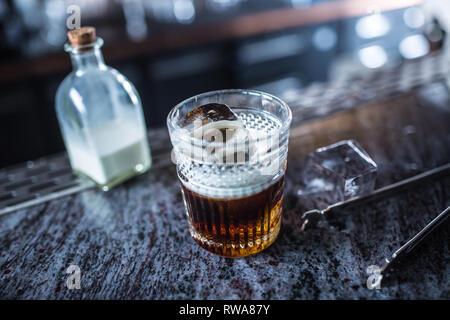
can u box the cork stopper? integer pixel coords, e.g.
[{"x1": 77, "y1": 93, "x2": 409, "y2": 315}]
[{"x1": 67, "y1": 27, "x2": 96, "y2": 47}]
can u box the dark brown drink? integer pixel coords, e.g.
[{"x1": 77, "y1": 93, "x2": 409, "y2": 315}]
[
  {"x1": 180, "y1": 175, "x2": 285, "y2": 257},
  {"x1": 168, "y1": 91, "x2": 292, "y2": 257}
]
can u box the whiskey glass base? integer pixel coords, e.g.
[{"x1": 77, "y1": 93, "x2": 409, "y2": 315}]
[{"x1": 189, "y1": 220, "x2": 281, "y2": 258}]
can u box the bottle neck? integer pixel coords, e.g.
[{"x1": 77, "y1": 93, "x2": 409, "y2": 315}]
[{"x1": 70, "y1": 46, "x2": 105, "y2": 71}]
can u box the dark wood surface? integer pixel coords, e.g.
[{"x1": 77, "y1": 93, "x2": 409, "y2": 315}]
[
  {"x1": 289, "y1": 90, "x2": 450, "y2": 187},
  {"x1": 0, "y1": 81, "x2": 449, "y2": 299}
]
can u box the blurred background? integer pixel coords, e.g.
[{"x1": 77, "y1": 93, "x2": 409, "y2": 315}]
[{"x1": 0, "y1": 0, "x2": 448, "y2": 168}]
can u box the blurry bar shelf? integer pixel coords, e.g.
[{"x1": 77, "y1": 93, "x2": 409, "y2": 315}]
[
  {"x1": 0, "y1": 49, "x2": 448, "y2": 216},
  {"x1": 0, "y1": 0, "x2": 422, "y2": 84}
]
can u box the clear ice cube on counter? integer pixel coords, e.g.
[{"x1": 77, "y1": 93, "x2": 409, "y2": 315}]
[{"x1": 297, "y1": 140, "x2": 377, "y2": 209}]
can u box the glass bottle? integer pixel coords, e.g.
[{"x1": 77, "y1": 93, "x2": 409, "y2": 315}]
[{"x1": 55, "y1": 27, "x2": 151, "y2": 191}]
